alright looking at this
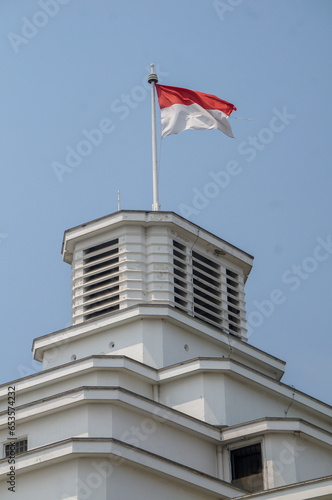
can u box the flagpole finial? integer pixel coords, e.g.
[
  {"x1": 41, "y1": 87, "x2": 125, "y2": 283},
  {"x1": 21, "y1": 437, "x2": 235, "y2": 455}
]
[
  {"x1": 148, "y1": 63, "x2": 158, "y2": 84},
  {"x1": 148, "y1": 63, "x2": 160, "y2": 212}
]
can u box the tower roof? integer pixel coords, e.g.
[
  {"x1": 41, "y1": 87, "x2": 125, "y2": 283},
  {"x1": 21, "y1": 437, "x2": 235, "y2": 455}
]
[{"x1": 62, "y1": 210, "x2": 254, "y2": 276}]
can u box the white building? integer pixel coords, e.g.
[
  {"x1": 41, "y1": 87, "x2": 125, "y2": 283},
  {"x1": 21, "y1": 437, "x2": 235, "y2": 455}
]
[{"x1": 0, "y1": 210, "x2": 331, "y2": 499}]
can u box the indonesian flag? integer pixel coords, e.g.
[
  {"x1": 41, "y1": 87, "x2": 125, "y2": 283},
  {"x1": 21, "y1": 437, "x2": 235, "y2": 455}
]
[{"x1": 156, "y1": 84, "x2": 237, "y2": 139}]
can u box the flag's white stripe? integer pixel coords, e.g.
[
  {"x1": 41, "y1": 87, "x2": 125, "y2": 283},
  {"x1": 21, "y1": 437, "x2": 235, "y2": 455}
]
[{"x1": 160, "y1": 103, "x2": 234, "y2": 139}]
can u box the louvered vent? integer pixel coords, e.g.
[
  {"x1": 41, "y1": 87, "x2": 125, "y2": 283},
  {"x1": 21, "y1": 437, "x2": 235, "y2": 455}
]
[
  {"x1": 82, "y1": 238, "x2": 120, "y2": 321},
  {"x1": 192, "y1": 251, "x2": 222, "y2": 329},
  {"x1": 173, "y1": 240, "x2": 188, "y2": 311},
  {"x1": 226, "y1": 269, "x2": 241, "y2": 334}
]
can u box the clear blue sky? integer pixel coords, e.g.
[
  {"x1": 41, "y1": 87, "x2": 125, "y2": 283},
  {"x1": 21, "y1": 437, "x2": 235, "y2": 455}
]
[{"x1": 0, "y1": 0, "x2": 331, "y2": 405}]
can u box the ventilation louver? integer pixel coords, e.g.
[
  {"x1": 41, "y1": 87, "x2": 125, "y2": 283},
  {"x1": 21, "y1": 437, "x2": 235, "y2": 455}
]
[
  {"x1": 226, "y1": 268, "x2": 241, "y2": 334},
  {"x1": 173, "y1": 240, "x2": 188, "y2": 311},
  {"x1": 82, "y1": 238, "x2": 120, "y2": 321},
  {"x1": 172, "y1": 240, "x2": 244, "y2": 335},
  {"x1": 192, "y1": 250, "x2": 222, "y2": 328}
]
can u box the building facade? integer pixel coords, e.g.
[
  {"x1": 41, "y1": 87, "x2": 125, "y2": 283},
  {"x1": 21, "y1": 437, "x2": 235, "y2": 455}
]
[{"x1": 0, "y1": 210, "x2": 331, "y2": 499}]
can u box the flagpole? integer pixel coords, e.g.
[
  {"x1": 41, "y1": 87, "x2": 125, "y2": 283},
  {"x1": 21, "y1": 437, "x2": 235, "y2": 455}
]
[{"x1": 148, "y1": 63, "x2": 160, "y2": 211}]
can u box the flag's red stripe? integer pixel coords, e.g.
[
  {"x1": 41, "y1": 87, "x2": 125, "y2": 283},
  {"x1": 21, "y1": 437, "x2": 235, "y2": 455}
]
[{"x1": 156, "y1": 84, "x2": 236, "y2": 116}]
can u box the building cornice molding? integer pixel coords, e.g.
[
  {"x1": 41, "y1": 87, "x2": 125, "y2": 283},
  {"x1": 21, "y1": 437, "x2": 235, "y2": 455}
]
[
  {"x1": 1, "y1": 384, "x2": 331, "y2": 450},
  {"x1": 158, "y1": 357, "x2": 332, "y2": 418},
  {"x1": 32, "y1": 304, "x2": 286, "y2": 379},
  {"x1": 0, "y1": 437, "x2": 245, "y2": 499},
  {"x1": 0, "y1": 355, "x2": 158, "y2": 397},
  {"x1": 236, "y1": 474, "x2": 332, "y2": 499},
  {"x1": 220, "y1": 416, "x2": 332, "y2": 448},
  {"x1": 0, "y1": 386, "x2": 222, "y2": 442},
  {"x1": 61, "y1": 210, "x2": 254, "y2": 269},
  {"x1": 0, "y1": 355, "x2": 331, "y2": 420}
]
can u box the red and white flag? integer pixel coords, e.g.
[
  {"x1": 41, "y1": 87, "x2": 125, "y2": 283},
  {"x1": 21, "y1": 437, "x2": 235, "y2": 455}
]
[{"x1": 155, "y1": 84, "x2": 237, "y2": 139}]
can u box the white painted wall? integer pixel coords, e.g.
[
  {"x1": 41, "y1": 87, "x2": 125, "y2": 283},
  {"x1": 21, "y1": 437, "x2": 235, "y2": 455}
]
[
  {"x1": 224, "y1": 376, "x2": 289, "y2": 426},
  {"x1": 161, "y1": 319, "x2": 229, "y2": 366},
  {"x1": 295, "y1": 435, "x2": 332, "y2": 483},
  {"x1": 0, "y1": 459, "x2": 79, "y2": 500},
  {"x1": 160, "y1": 373, "x2": 206, "y2": 421},
  {"x1": 1, "y1": 396, "x2": 220, "y2": 475},
  {"x1": 110, "y1": 405, "x2": 217, "y2": 476},
  {"x1": 265, "y1": 433, "x2": 332, "y2": 488},
  {"x1": 103, "y1": 460, "x2": 221, "y2": 500}
]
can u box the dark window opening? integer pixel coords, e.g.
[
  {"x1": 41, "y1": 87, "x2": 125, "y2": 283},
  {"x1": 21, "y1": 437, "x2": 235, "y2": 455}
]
[
  {"x1": 5, "y1": 439, "x2": 28, "y2": 457},
  {"x1": 231, "y1": 443, "x2": 263, "y2": 493}
]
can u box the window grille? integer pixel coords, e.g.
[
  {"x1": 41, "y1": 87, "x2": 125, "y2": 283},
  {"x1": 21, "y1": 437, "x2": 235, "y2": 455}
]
[
  {"x1": 231, "y1": 443, "x2": 263, "y2": 493},
  {"x1": 82, "y1": 238, "x2": 120, "y2": 321},
  {"x1": 5, "y1": 439, "x2": 28, "y2": 457}
]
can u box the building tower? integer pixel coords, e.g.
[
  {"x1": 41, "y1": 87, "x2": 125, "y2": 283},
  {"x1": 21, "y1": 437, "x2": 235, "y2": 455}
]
[{"x1": 0, "y1": 210, "x2": 331, "y2": 499}]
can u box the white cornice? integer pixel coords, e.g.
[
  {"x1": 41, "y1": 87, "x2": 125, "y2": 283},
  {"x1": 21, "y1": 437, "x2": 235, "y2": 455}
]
[
  {"x1": 0, "y1": 355, "x2": 330, "y2": 423},
  {"x1": 0, "y1": 438, "x2": 244, "y2": 499},
  {"x1": 32, "y1": 304, "x2": 285, "y2": 380},
  {"x1": 0, "y1": 356, "x2": 157, "y2": 397},
  {"x1": 62, "y1": 210, "x2": 254, "y2": 271},
  {"x1": 220, "y1": 417, "x2": 332, "y2": 448},
  {"x1": 234, "y1": 475, "x2": 332, "y2": 499},
  {"x1": 0, "y1": 386, "x2": 221, "y2": 442},
  {"x1": 0, "y1": 384, "x2": 330, "y2": 450},
  {"x1": 158, "y1": 357, "x2": 332, "y2": 418}
]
